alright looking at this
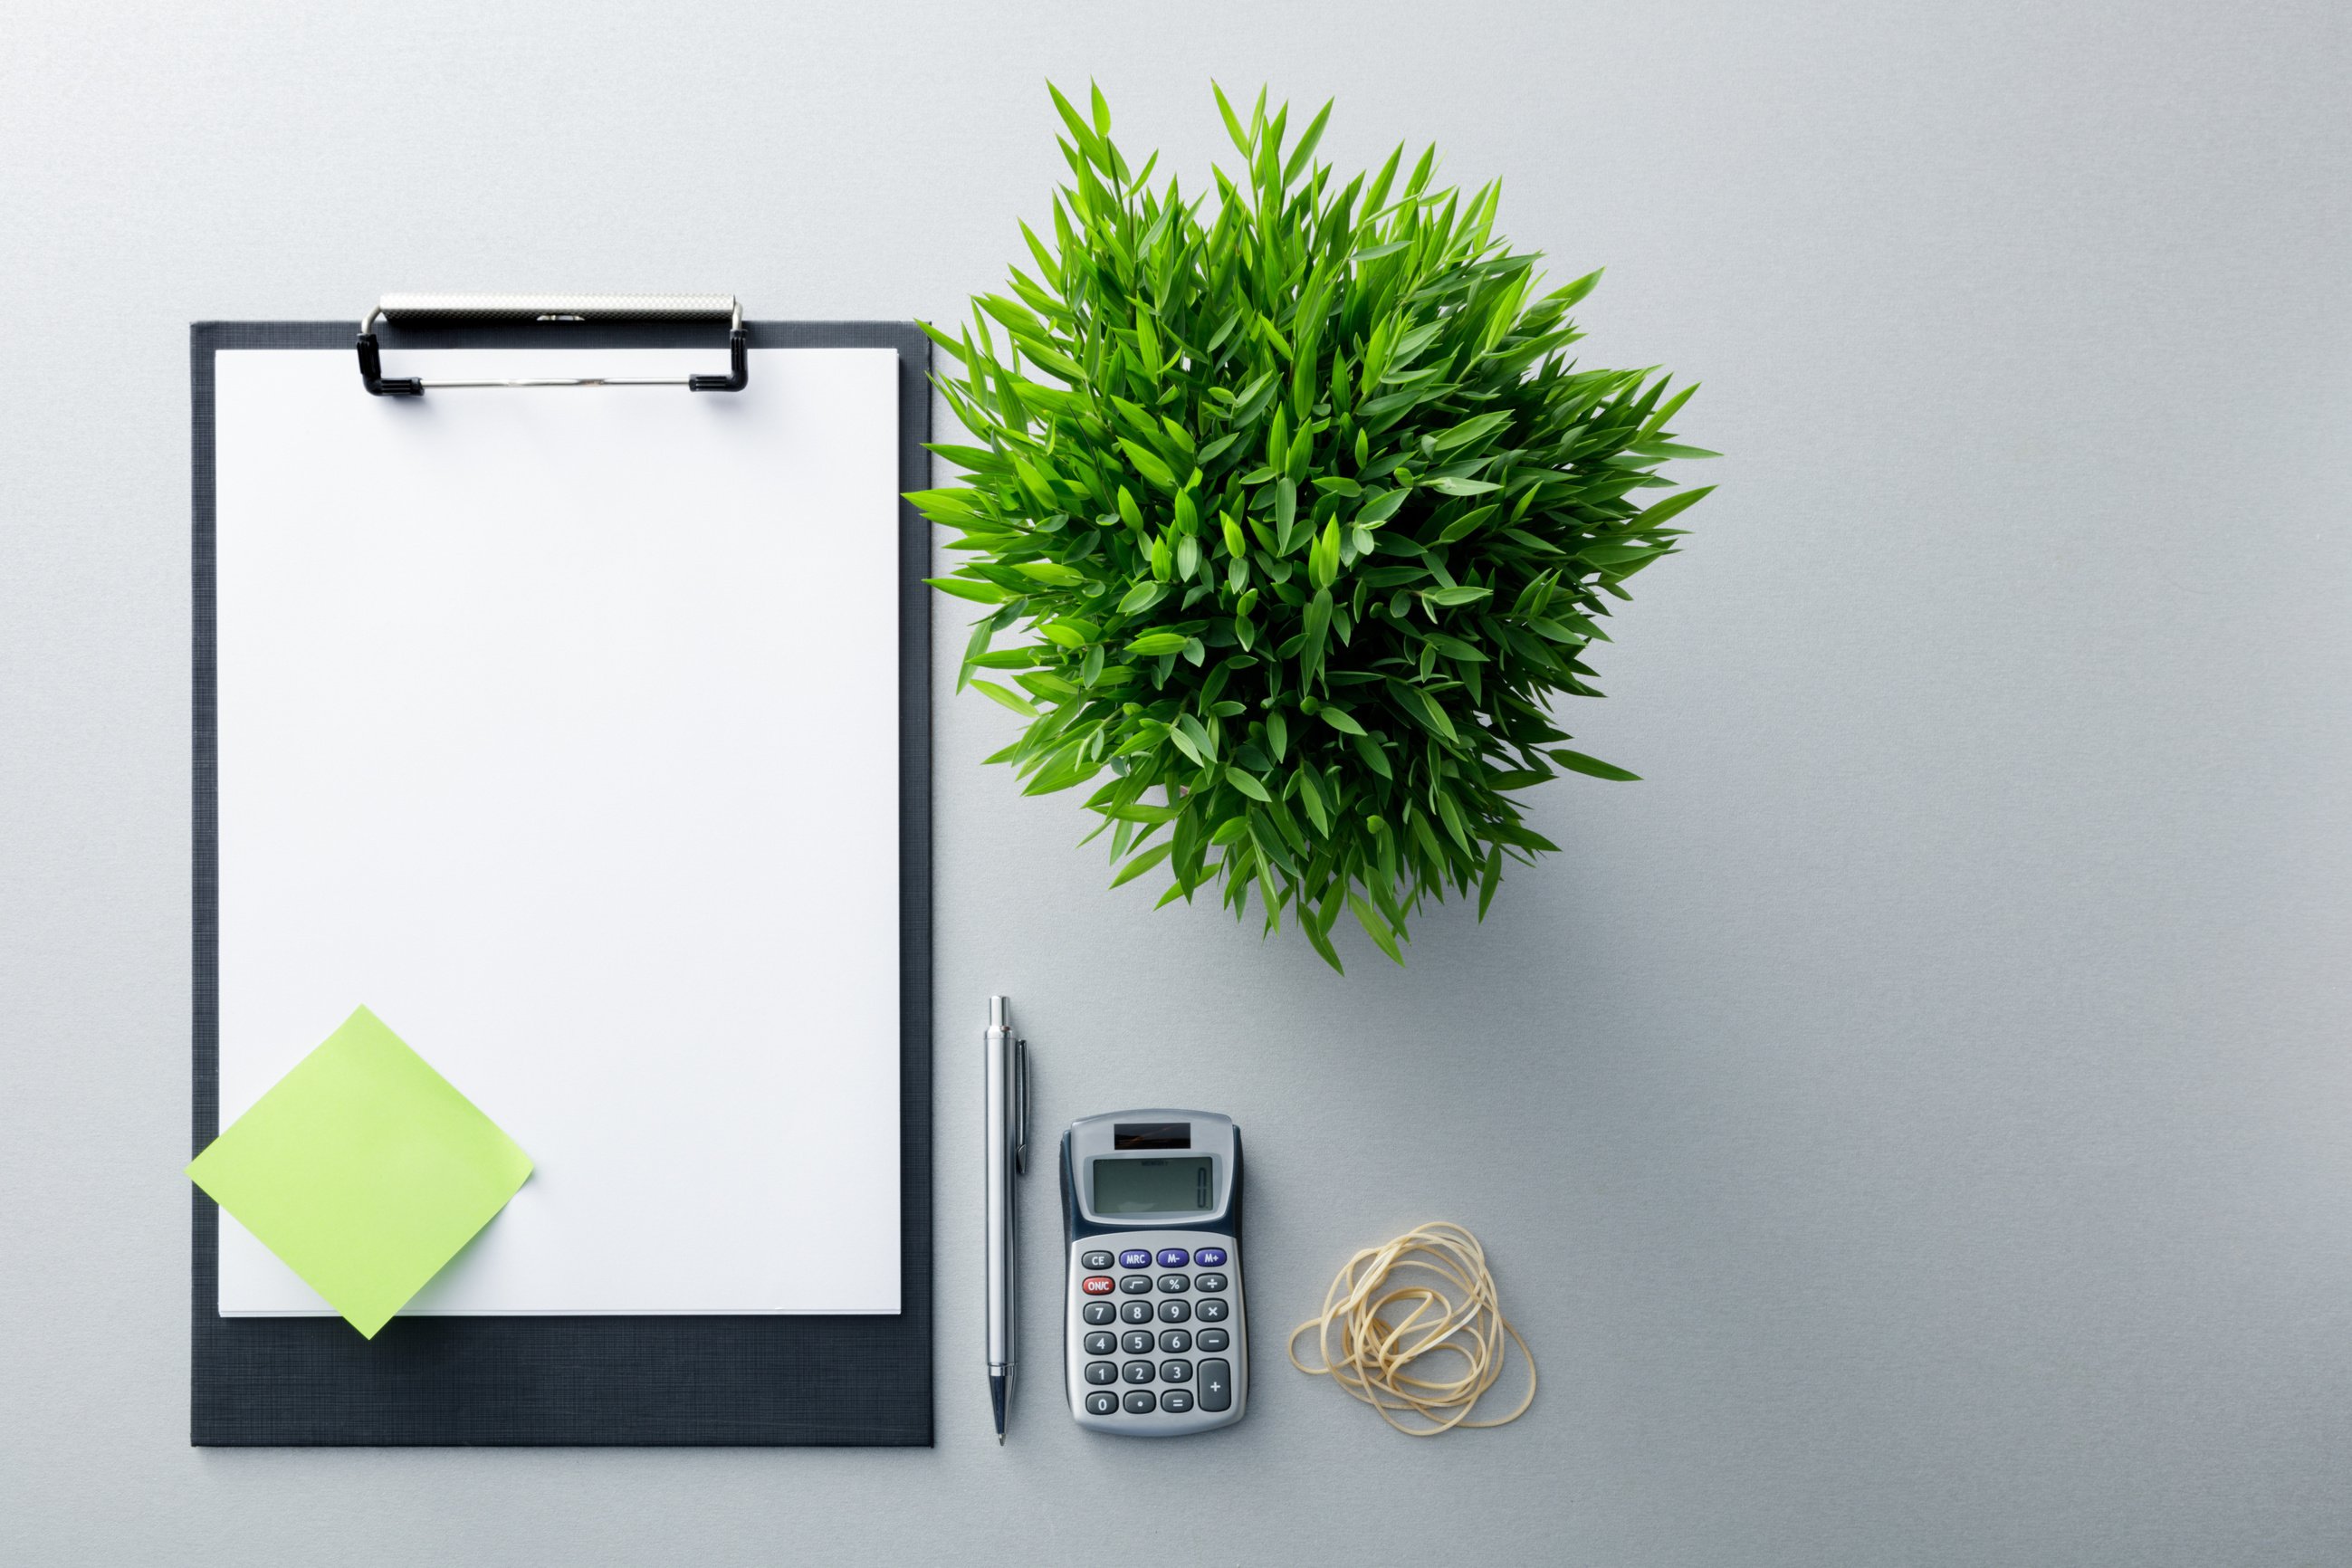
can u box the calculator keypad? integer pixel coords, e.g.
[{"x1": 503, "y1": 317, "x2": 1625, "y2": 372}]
[{"x1": 1071, "y1": 1230, "x2": 1242, "y2": 1433}]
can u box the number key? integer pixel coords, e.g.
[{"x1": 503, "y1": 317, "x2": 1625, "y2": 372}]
[
  {"x1": 1084, "y1": 1362, "x2": 1116, "y2": 1386},
  {"x1": 1084, "y1": 1331, "x2": 1116, "y2": 1355},
  {"x1": 1121, "y1": 1300, "x2": 1154, "y2": 1324},
  {"x1": 1085, "y1": 1391, "x2": 1118, "y2": 1416},
  {"x1": 1122, "y1": 1360, "x2": 1154, "y2": 1385},
  {"x1": 1122, "y1": 1329, "x2": 1155, "y2": 1355},
  {"x1": 1083, "y1": 1301, "x2": 1115, "y2": 1325}
]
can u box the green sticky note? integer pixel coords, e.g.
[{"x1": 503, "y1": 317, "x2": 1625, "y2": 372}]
[{"x1": 187, "y1": 1006, "x2": 532, "y2": 1338}]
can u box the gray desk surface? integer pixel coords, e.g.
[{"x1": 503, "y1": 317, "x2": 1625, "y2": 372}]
[{"x1": 4, "y1": 3, "x2": 2348, "y2": 1563}]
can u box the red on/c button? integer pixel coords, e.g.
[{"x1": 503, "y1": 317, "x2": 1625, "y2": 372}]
[{"x1": 1081, "y1": 1276, "x2": 1116, "y2": 1296}]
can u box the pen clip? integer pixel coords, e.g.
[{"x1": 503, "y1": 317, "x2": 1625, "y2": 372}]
[{"x1": 1013, "y1": 1037, "x2": 1030, "y2": 1176}]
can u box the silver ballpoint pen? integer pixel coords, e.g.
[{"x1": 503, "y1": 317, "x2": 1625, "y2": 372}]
[{"x1": 985, "y1": 996, "x2": 1028, "y2": 1444}]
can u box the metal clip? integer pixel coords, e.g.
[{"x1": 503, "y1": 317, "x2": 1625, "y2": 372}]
[{"x1": 356, "y1": 293, "x2": 748, "y2": 396}]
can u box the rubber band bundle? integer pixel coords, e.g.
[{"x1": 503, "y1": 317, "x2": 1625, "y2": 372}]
[{"x1": 1286, "y1": 1221, "x2": 1536, "y2": 1436}]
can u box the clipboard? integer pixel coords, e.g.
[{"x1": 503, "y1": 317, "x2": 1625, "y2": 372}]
[{"x1": 189, "y1": 303, "x2": 932, "y2": 1445}]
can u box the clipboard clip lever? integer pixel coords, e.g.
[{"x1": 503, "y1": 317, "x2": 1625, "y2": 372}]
[{"x1": 356, "y1": 293, "x2": 749, "y2": 396}]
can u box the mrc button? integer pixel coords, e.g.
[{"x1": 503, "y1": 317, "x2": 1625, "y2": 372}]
[
  {"x1": 1192, "y1": 1247, "x2": 1228, "y2": 1267},
  {"x1": 1118, "y1": 1249, "x2": 1152, "y2": 1268},
  {"x1": 1081, "y1": 1276, "x2": 1115, "y2": 1296}
]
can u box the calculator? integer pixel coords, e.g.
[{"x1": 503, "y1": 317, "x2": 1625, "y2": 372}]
[{"x1": 1060, "y1": 1109, "x2": 1248, "y2": 1436}]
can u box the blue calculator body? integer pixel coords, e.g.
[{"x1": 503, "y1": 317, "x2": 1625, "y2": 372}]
[{"x1": 1059, "y1": 1110, "x2": 1247, "y2": 1436}]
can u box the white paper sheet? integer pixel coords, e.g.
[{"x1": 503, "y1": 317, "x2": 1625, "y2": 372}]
[{"x1": 212, "y1": 347, "x2": 902, "y2": 1315}]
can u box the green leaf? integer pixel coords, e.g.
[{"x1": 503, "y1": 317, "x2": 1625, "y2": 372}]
[
  {"x1": 1118, "y1": 579, "x2": 1170, "y2": 615},
  {"x1": 1424, "y1": 476, "x2": 1501, "y2": 497},
  {"x1": 1014, "y1": 560, "x2": 1086, "y2": 587},
  {"x1": 972, "y1": 680, "x2": 1040, "y2": 719},
  {"x1": 1430, "y1": 410, "x2": 1512, "y2": 453},
  {"x1": 1318, "y1": 706, "x2": 1367, "y2": 736},
  {"x1": 1120, "y1": 438, "x2": 1178, "y2": 492},
  {"x1": 1549, "y1": 747, "x2": 1641, "y2": 781},
  {"x1": 1228, "y1": 769, "x2": 1272, "y2": 803},
  {"x1": 1282, "y1": 99, "x2": 1334, "y2": 185},
  {"x1": 1110, "y1": 840, "x2": 1176, "y2": 888},
  {"x1": 926, "y1": 576, "x2": 1011, "y2": 604},
  {"x1": 1420, "y1": 585, "x2": 1492, "y2": 607},
  {"x1": 1349, "y1": 894, "x2": 1406, "y2": 966},
  {"x1": 1634, "y1": 483, "x2": 1716, "y2": 529},
  {"x1": 1434, "y1": 505, "x2": 1497, "y2": 545},
  {"x1": 1477, "y1": 845, "x2": 1504, "y2": 919},
  {"x1": 1127, "y1": 632, "x2": 1190, "y2": 656}
]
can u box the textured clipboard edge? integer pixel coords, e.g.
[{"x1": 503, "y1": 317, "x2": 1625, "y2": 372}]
[{"x1": 189, "y1": 320, "x2": 934, "y2": 1446}]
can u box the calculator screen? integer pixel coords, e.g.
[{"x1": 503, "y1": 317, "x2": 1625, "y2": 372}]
[{"x1": 1092, "y1": 1155, "x2": 1213, "y2": 1214}]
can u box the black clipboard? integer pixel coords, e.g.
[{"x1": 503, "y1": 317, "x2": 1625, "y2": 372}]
[{"x1": 188, "y1": 313, "x2": 932, "y2": 1445}]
